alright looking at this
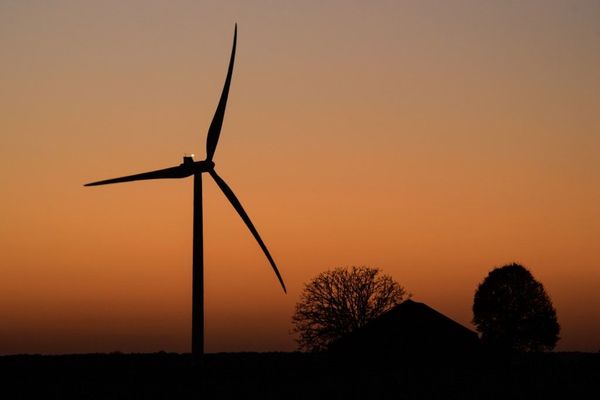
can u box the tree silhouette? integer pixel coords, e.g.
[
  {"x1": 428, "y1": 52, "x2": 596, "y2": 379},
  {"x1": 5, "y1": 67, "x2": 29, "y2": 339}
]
[
  {"x1": 291, "y1": 266, "x2": 409, "y2": 352},
  {"x1": 473, "y1": 263, "x2": 560, "y2": 352}
]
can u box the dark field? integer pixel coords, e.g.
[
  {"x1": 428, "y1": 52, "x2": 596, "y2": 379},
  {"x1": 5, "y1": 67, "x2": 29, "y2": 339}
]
[{"x1": 1, "y1": 352, "x2": 598, "y2": 399}]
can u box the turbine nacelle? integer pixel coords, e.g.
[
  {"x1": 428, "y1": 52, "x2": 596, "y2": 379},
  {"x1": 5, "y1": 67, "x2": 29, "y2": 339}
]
[{"x1": 182, "y1": 155, "x2": 215, "y2": 173}]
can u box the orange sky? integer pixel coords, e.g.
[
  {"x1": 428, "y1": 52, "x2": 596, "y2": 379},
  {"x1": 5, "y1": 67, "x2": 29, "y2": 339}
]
[{"x1": 1, "y1": 1, "x2": 599, "y2": 354}]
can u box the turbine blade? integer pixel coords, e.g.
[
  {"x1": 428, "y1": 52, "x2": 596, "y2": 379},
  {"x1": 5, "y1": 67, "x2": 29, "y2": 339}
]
[
  {"x1": 205, "y1": 24, "x2": 237, "y2": 162},
  {"x1": 84, "y1": 165, "x2": 191, "y2": 186},
  {"x1": 209, "y1": 169, "x2": 287, "y2": 293}
]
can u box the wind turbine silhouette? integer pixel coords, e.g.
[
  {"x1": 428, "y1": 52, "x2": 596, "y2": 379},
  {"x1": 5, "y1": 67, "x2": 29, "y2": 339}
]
[{"x1": 84, "y1": 25, "x2": 286, "y2": 361}]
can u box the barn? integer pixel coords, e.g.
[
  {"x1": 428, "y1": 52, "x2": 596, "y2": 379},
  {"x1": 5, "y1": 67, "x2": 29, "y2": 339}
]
[{"x1": 329, "y1": 299, "x2": 480, "y2": 363}]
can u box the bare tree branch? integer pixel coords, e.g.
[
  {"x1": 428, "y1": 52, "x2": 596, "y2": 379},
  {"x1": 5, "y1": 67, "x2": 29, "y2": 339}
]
[{"x1": 291, "y1": 266, "x2": 410, "y2": 352}]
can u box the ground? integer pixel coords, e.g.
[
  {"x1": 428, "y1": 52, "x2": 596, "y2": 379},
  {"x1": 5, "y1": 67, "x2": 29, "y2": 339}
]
[{"x1": 1, "y1": 352, "x2": 598, "y2": 399}]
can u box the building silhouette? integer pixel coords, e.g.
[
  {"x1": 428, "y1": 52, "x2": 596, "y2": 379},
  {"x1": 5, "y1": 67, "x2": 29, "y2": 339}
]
[{"x1": 329, "y1": 299, "x2": 480, "y2": 363}]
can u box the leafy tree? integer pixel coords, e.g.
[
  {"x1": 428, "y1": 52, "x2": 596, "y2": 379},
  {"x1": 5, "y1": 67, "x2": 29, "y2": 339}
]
[
  {"x1": 291, "y1": 266, "x2": 409, "y2": 352},
  {"x1": 473, "y1": 263, "x2": 560, "y2": 352}
]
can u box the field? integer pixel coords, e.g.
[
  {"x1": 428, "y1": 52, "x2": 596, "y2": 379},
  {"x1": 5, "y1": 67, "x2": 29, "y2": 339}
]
[{"x1": 1, "y1": 352, "x2": 598, "y2": 399}]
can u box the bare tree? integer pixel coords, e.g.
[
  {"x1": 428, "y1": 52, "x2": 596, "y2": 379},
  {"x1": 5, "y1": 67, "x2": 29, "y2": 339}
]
[{"x1": 291, "y1": 266, "x2": 409, "y2": 352}]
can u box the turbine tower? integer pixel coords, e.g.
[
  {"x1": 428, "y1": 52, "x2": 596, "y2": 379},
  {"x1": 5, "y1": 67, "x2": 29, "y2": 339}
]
[{"x1": 84, "y1": 25, "x2": 286, "y2": 361}]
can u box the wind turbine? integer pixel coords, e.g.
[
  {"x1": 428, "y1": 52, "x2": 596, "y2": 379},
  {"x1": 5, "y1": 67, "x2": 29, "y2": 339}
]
[{"x1": 84, "y1": 24, "x2": 286, "y2": 361}]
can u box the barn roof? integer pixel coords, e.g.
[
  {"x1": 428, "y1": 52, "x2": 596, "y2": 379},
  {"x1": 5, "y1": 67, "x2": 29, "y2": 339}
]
[{"x1": 329, "y1": 299, "x2": 479, "y2": 359}]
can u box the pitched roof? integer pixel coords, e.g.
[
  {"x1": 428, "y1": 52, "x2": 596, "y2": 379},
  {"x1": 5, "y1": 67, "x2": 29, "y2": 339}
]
[{"x1": 329, "y1": 299, "x2": 479, "y2": 357}]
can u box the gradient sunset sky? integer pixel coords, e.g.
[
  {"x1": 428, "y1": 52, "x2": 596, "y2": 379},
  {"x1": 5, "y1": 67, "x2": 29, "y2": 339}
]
[{"x1": 1, "y1": 1, "x2": 599, "y2": 354}]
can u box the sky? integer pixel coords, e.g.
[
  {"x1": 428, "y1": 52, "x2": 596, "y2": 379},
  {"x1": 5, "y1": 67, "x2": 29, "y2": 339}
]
[{"x1": 1, "y1": 0, "x2": 599, "y2": 354}]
